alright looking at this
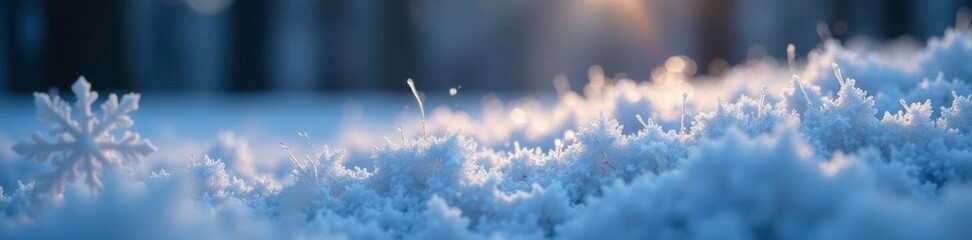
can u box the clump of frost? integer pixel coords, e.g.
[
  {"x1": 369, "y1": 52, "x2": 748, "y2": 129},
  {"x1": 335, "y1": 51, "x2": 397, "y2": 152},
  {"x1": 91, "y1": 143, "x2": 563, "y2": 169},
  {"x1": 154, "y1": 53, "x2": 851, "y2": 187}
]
[
  {"x1": 185, "y1": 155, "x2": 254, "y2": 204},
  {"x1": 368, "y1": 133, "x2": 485, "y2": 199},
  {"x1": 876, "y1": 99, "x2": 972, "y2": 187},
  {"x1": 688, "y1": 94, "x2": 796, "y2": 141},
  {"x1": 284, "y1": 141, "x2": 370, "y2": 197},
  {"x1": 941, "y1": 91, "x2": 972, "y2": 132},
  {"x1": 893, "y1": 74, "x2": 971, "y2": 115},
  {"x1": 0, "y1": 181, "x2": 36, "y2": 216},
  {"x1": 558, "y1": 124, "x2": 950, "y2": 239},
  {"x1": 881, "y1": 100, "x2": 944, "y2": 145},
  {"x1": 554, "y1": 115, "x2": 685, "y2": 201},
  {"x1": 803, "y1": 78, "x2": 879, "y2": 155}
]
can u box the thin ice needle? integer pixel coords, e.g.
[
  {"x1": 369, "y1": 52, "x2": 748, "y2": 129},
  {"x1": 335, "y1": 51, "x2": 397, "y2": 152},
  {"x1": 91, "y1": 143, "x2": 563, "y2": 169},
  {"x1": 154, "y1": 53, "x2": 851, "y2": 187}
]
[
  {"x1": 832, "y1": 63, "x2": 845, "y2": 86},
  {"x1": 636, "y1": 114, "x2": 649, "y2": 129},
  {"x1": 406, "y1": 79, "x2": 427, "y2": 137},
  {"x1": 680, "y1": 93, "x2": 688, "y2": 134},
  {"x1": 787, "y1": 44, "x2": 796, "y2": 72},
  {"x1": 794, "y1": 75, "x2": 813, "y2": 110},
  {"x1": 758, "y1": 85, "x2": 767, "y2": 119}
]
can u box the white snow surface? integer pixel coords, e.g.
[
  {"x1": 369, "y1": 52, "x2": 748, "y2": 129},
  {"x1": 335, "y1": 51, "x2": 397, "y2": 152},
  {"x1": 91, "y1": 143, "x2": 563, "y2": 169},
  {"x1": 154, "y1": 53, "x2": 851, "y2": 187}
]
[{"x1": 4, "y1": 28, "x2": 972, "y2": 239}]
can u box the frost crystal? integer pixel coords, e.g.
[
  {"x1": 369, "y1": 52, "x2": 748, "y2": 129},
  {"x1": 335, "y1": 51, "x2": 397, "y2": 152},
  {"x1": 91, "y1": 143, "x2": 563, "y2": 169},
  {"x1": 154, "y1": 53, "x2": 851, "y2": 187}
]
[{"x1": 12, "y1": 77, "x2": 156, "y2": 195}]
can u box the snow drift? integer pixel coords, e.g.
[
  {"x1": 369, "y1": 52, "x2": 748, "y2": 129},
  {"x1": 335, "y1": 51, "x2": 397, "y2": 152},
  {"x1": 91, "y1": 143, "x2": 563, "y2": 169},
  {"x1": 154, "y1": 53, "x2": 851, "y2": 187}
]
[{"x1": 4, "y1": 28, "x2": 972, "y2": 239}]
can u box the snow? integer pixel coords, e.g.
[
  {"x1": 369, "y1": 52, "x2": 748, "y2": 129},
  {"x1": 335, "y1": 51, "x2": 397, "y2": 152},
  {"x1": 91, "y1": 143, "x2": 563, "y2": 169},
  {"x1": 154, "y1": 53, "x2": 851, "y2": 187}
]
[{"x1": 4, "y1": 28, "x2": 972, "y2": 239}]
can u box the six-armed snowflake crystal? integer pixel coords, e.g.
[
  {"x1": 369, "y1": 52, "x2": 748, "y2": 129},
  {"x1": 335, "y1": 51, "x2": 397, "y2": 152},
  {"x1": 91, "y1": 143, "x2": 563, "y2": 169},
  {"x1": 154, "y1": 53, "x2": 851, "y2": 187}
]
[{"x1": 13, "y1": 77, "x2": 156, "y2": 195}]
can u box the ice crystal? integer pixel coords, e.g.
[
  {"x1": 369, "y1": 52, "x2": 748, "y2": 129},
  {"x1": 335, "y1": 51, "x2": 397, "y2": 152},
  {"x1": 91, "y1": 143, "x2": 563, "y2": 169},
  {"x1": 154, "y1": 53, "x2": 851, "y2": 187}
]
[{"x1": 12, "y1": 77, "x2": 156, "y2": 195}]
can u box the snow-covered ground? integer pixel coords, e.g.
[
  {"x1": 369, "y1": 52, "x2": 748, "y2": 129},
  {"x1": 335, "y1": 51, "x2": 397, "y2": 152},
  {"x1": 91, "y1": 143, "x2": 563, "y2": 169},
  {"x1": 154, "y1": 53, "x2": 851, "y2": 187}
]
[{"x1": 4, "y1": 28, "x2": 972, "y2": 239}]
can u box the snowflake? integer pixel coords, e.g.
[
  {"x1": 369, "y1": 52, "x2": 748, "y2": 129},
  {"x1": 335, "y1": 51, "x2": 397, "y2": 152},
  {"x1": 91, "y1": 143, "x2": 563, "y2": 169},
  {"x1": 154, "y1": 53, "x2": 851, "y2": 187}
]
[{"x1": 13, "y1": 77, "x2": 156, "y2": 195}]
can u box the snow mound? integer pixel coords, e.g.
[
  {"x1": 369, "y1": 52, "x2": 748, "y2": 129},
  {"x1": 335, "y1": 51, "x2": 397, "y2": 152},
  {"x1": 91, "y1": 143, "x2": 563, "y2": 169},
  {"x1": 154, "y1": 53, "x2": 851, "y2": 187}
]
[{"x1": 5, "y1": 28, "x2": 972, "y2": 239}]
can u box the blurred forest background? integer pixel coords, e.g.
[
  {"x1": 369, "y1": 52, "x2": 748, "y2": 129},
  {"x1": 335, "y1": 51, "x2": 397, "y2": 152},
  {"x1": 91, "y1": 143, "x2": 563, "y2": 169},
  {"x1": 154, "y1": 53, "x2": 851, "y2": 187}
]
[{"x1": 1, "y1": 0, "x2": 970, "y2": 93}]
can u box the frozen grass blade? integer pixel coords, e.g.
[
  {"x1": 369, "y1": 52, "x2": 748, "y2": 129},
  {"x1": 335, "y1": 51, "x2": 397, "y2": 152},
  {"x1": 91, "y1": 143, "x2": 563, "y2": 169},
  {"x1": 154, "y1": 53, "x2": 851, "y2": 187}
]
[
  {"x1": 681, "y1": 93, "x2": 688, "y2": 134},
  {"x1": 816, "y1": 22, "x2": 832, "y2": 41},
  {"x1": 758, "y1": 86, "x2": 767, "y2": 119},
  {"x1": 794, "y1": 75, "x2": 813, "y2": 110},
  {"x1": 832, "y1": 63, "x2": 845, "y2": 86},
  {"x1": 554, "y1": 74, "x2": 571, "y2": 98},
  {"x1": 397, "y1": 125, "x2": 406, "y2": 143},
  {"x1": 406, "y1": 78, "x2": 427, "y2": 137},
  {"x1": 279, "y1": 142, "x2": 308, "y2": 178},
  {"x1": 787, "y1": 44, "x2": 796, "y2": 72},
  {"x1": 298, "y1": 131, "x2": 317, "y2": 158},
  {"x1": 636, "y1": 114, "x2": 649, "y2": 129},
  {"x1": 958, "y1": 7, "x2": 971, "y2": 29}
]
